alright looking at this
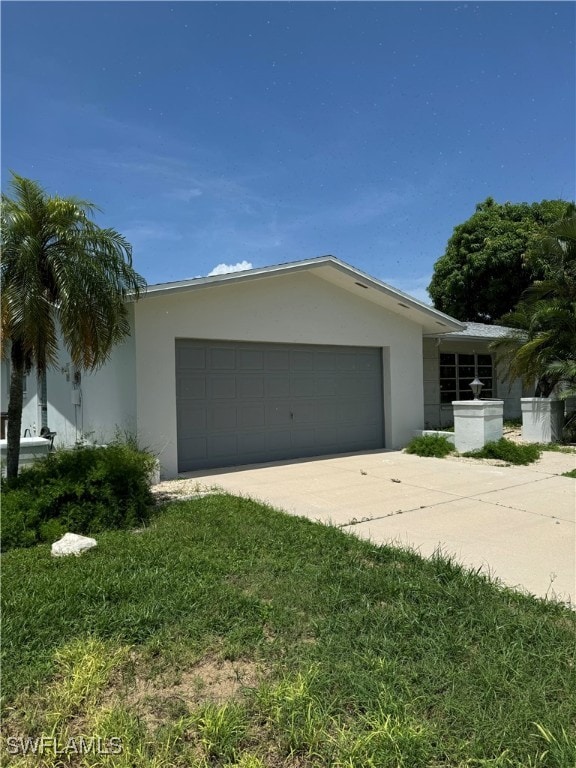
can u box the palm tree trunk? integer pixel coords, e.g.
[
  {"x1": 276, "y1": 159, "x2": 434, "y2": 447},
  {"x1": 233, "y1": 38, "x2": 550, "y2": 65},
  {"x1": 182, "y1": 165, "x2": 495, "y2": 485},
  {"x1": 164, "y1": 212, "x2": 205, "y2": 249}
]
[
  {"x1": 6, "y1": 341, "x2": 25, "y2": 479},
  {"x1": 38, "y1": 370, "x2": 48, "y2": 431}
]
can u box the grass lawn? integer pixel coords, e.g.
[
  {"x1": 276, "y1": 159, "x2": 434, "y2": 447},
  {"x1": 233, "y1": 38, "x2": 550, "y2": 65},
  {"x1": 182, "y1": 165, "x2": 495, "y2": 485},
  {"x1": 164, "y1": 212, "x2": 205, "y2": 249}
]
[{"x1": 2, "y1": 494, "x2": 575, "y2": 767}]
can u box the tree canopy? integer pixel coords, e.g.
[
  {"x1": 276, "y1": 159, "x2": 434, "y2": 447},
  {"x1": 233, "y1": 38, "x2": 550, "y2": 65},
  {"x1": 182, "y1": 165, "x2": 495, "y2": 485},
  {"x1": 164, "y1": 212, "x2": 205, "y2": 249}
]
[
  {"x1": 1, "y1": 173, "x2": 146, "y2": 477},
  {"x1": 492, "y1": 210, "x2": 576, "y2": 400},
  {"x1": 428, "y1": 198, "x2": 572, "y2": 323}
]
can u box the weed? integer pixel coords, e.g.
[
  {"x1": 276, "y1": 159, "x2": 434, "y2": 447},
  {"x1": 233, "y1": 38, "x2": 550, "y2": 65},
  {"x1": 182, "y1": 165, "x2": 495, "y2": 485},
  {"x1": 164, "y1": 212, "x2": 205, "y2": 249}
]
[
  {"x1": 190, "y1": 702, "x2": 248, "y2": 760},
  {"x1": 531, "y1": 722, "x2": 576, "y2": 768},
  {"x1": 537, "y1": 442, "x2": 576, "y2": 454},
  {"x1": 404, "y1": 434, "x2": 453, "y2": 458},
  {"x1": 256, "y1": 666, "x2": 331, "y2": 755},
  {"x1": 463, "y1": 438, "x2": 541, "y2": 465}
]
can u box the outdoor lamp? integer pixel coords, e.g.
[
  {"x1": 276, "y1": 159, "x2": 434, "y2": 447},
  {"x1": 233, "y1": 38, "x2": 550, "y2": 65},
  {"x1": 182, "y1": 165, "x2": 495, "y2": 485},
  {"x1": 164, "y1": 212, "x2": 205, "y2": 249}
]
[{"x1": 470, "y1": 377, "x2": 484, "y2": 400}]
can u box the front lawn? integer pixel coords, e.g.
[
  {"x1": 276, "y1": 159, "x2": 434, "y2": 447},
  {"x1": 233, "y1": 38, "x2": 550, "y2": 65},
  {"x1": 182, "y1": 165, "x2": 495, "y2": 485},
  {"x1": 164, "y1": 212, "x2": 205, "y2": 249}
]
[{"x1": 2, "y1": 495, "x2": 575, "y2": 766}]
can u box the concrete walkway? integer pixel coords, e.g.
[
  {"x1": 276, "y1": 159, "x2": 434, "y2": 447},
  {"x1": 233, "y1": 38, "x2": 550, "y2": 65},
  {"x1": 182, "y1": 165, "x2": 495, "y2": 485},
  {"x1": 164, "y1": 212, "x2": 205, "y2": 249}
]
[{"x1": 181, "y1": 449, "x2": 576, "y2": 606}]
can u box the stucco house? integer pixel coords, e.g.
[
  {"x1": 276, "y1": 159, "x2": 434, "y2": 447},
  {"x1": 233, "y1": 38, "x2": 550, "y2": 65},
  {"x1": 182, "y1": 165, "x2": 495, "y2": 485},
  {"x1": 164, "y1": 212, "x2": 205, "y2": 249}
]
[{"x1": 1, "y1": 256, "x2": 529, "y2": 478}]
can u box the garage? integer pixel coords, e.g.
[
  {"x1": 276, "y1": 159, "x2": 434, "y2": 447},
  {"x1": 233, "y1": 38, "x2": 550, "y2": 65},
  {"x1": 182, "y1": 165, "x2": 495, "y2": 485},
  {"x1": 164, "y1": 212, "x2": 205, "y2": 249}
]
[{"x1": 176, "y1": 339, "x2": 384, "y2": 471}]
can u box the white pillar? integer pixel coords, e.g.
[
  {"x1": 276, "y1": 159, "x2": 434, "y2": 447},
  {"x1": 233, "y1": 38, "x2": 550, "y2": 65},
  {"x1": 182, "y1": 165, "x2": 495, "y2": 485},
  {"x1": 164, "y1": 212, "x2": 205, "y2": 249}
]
[
  {"x1": 453, "y1": 400, "x2": 504, "y2": 453},
  {"x1": 521, "y1": 398, "x2": 565, "y2": 444}
]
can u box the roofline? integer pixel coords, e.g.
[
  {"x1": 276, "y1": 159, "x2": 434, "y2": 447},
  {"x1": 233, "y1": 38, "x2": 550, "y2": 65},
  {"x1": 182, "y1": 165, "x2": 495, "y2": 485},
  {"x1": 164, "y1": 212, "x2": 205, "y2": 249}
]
[
  {"x1": 141, "y1": 255, "x2": 465, "y2": 332},
  {"x1": 425, "y1": 322, "x2": 518, "y2": 342},
  {"x1": 426, "y1": 333, "x2": 501, "y2": 342}
]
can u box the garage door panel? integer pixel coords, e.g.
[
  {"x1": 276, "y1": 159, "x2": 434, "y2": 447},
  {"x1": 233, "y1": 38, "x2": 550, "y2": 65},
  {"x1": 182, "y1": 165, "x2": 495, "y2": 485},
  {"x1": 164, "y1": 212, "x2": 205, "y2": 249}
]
[
  {"x1": 238, "y1": 432, "x2": 267, "y2": 454},
  {"x1": 176, "y1": 340, "x2": 384, "y2": 471},
  {"x1": 266, "y1": 429, "x2": 292, "y2": 451},
  {"x1": 210, "y1": 376, "x2": 237, "y2": 398},
  {"x1": 177, "y1": 375, "x2": 206, "y2": 400},
  {"x1": 292, "y1": 402, "x2": 315, "y2": 424},
  {"x1": 179, "y1": 435, "x2": 207, "y2": 461},
  {"x1": 291, "y1": 428, "x2": 315, "y2": 449},
  {"x1": 238, "y1": 404, "x2": 266, "y2": 428},
  {"x1": 357, "y1": 352, "x2": 380, "y2": 371},
  {"x1": 238, "y1": 376, "x2": 264, "y2": 398},
  {"x1": 208, "y1": 405, "x2": 237, "y2": 430},
  {"x1": 336, "y1": 353, "x2": 357, "y2": 370},
  {"x1": 314, "y1": 376, "x2": 338, "y2": 396},
  {"x1": 291, "y1": 376, "x2": 316, "y2": 397},
  {"x1": 314, "y1": 426, "x2": 339, "y2": 449},
  {"x1": 266, "y1": 377, "x2": 290, "y2": 398},
  {"x1": 177, "y1": 347, "x2": 206, "y2": 370},
  {"x1": 238, "y1": 349, "x2": 263, "y2": 370},
  {"x1": 337, "y1": 376, "x2": 362, "y2": 396},
  {"x1": 207, "y1": 433, "x2": 238, "y2": 457},
  {"x1": 178, "y1": 405, "x2": 207, "y2": 431},
  {"x1": 337, "y1": 399, "x2": 360, "y2": 423},
  {"x1": 315, "y1": 401, "x2": 336, "y2": 424},
  {"x1": 210, "y1": 348, "x2": 236, "y2": 369},
  {"x1": 266, "y1": 402, "x2": 292, "y2": 426},
  {"x1": 315, "y1": 350, "x2": 337, "y2": 370},
  {"x1": 265, "y1": 350, "x2": 290, "y2": 370},
  {"x1": 292, "y1": 351, "x2": 315, "y2": 370}
]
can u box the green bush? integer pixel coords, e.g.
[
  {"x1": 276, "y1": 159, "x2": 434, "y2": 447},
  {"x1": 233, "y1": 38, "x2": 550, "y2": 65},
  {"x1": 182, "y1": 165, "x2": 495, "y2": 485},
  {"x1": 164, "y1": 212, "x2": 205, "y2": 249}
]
[
  {"x1": 463, "y1": 438, "x2": 541, "y2": 465},
  {"x1": 404, "y1": 435, "x2": 454, "y2": 458},
  {"x1": 1, "y1": 441, "x2": 157, "y2": 552}
]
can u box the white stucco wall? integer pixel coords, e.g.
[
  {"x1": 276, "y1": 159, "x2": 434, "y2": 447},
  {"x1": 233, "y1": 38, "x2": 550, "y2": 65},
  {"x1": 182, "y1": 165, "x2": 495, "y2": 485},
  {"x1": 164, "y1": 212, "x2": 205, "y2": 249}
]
[
  {"x1": 0, "y1": 309, "x2": 136, "y2": 448},
  {"x1": 135, "y1": 271, "x2": 426, "y2": 478}
]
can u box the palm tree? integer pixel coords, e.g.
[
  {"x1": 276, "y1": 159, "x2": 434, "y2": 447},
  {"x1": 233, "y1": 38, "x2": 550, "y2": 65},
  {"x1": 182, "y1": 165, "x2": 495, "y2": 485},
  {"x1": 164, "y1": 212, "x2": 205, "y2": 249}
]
[
  {"x1": 1, "y1": 173, "x2": 146, "y2": 478},
  {"x1": 493, "y1": 210, "x2": 576, "y2": 398}
]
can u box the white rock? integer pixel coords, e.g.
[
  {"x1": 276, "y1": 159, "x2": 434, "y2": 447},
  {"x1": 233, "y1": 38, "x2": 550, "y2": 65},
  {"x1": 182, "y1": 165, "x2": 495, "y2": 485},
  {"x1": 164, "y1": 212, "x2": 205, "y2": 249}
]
[{"x1": 51, "y1": 532, "x2": 97, "y2": 557}]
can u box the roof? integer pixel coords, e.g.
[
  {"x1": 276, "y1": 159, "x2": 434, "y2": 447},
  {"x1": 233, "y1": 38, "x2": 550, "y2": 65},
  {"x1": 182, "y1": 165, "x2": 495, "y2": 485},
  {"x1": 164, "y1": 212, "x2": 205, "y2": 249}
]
[
  {"x1": 142, "y1": 255, "x2": 465, "y2": 335},
  {"x1": 430, "y1": 321, "x2": 514, "y2": 341}
]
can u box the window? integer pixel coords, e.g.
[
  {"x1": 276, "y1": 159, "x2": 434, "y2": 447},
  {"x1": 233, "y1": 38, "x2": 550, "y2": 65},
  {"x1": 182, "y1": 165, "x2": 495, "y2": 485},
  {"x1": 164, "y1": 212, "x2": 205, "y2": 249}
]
[{"x1": 439, "y1": 352, "x2": 493, "y2": 403}]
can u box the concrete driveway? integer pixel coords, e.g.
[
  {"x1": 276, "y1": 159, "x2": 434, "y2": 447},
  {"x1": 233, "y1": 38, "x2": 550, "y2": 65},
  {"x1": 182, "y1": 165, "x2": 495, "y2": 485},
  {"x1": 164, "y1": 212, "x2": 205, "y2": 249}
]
[{"x1": 180, "y1": 449, "x2": 576, "y2": 606}]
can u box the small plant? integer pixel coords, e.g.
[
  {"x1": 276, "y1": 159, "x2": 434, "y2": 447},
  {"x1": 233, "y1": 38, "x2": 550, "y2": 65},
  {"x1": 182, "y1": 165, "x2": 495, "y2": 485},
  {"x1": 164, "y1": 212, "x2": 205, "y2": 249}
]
[
  {"x1": 463, "y1": 438, "x2": 541, "y2": 465},
  {"x1": 405, "y1": 435, "x2": 453, "y2": 458},
  {"x1": 538, "y1": 442, "x2": 576, "y2": 454},
  {"x1": 190, "y1": 702, "x2": 248, "y2": 760},
  {"x1": 562, "y1": 468, "x2": 576, "y2": 478},
  {"x1": 1, "y1": 438, "x2": 157, "y2": 551},
  {"x1": 256, "y1": 667, "x2": 330, "y2": 755}
]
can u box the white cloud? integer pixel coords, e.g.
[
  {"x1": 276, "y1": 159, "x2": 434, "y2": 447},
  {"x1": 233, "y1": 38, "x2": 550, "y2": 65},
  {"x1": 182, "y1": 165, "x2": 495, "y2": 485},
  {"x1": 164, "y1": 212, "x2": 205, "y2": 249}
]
[
  {"x1": 207, "y1": 261, "x2": 253, "y2": 276},
  {"x1": 167, "y1": 187, "x2": 203, "y2": 202}
]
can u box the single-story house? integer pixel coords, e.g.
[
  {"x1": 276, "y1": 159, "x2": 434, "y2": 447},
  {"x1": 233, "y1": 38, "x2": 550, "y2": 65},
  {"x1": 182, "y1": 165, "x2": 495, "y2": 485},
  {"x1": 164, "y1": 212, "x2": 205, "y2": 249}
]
[{"x1": 0, "y1": 256, "x2": 530, "y2": 478}]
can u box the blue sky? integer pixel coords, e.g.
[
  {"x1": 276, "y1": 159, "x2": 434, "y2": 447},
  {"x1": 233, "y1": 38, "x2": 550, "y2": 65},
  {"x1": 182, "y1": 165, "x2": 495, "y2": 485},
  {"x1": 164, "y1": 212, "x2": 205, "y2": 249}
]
[{"x1": 2, "y1": 1, "x2": 574, "y2": 302}]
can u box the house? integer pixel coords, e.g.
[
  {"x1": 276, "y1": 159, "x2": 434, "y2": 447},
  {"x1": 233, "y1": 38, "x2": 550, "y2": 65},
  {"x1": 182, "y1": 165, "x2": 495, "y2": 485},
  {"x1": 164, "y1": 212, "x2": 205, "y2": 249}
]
[{"x1": 0, "y1": 256, "x2": 528, "y2": 478}]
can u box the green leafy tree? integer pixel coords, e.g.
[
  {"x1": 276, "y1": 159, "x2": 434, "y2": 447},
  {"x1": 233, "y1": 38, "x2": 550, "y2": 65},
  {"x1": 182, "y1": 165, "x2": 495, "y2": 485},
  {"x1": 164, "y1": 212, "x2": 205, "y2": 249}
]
[
  {"x1": 428, "y1": 198, "x2": 572, "y2": 322},
  {"x1": 1, "y1": 173, "x2": 146, "y2": 478},
  {"x1": 493, "y1": 211, "x2": 576, "y2": 398}
]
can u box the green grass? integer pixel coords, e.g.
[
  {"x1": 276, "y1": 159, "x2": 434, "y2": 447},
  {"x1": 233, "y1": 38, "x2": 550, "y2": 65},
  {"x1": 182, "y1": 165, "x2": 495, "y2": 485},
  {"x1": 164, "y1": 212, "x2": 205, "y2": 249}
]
[
  {"x1": 2, "y1": 495, "x2": 575, "y2": 767},
  {"x1": 562, "y1": 468, "x2": 576, "y2": 478},
  {"x1": 538, "y1": 442, "x2": 576, "y2": 454},
  {"x1": 404, "y1": 434, "x2": 454, "y2": 458},
  {"x1": 463, "y1": 438, "x2": 542, "y2": 465}
]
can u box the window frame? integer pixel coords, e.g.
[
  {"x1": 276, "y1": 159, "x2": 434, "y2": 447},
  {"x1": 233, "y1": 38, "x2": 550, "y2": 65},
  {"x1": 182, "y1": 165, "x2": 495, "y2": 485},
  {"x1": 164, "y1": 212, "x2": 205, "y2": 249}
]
[{"x1": 439, "y1": 351, "x2": 494, "y2": 404}]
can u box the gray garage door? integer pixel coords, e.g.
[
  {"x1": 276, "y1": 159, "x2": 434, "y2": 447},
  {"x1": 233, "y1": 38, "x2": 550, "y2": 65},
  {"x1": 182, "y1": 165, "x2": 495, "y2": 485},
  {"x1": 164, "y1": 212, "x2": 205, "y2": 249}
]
[{"x1": 176, "y1": 339, "x2": 384, "y2": 472}]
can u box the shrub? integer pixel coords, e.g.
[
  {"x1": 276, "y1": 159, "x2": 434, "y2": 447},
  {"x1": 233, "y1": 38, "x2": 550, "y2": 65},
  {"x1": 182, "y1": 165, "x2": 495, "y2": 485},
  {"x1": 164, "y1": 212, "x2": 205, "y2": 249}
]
[
  {"x1": 404, "y1": 435, "x2": 454, "y2": 458},
  {"x1": 463, "y1": 438, "x2": 541, "y2": 465},
  {"x1": 1, "y1": 440, "x2": 157, "y2": 552}
]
